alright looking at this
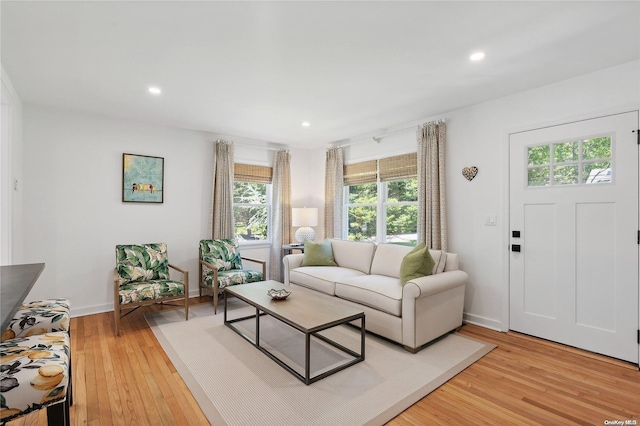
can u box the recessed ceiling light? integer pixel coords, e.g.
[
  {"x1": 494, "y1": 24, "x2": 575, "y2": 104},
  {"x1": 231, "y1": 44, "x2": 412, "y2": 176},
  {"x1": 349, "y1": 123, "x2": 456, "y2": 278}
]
[
  {"x1": 148, "y1": 86, "x2": 162, "y2": 95},
  {"x1": 470, "y1": 52, "x2": 485, "y2": 62},
  {"x1": 301, "y1": 121, "x2": 310, "y2": 127}
]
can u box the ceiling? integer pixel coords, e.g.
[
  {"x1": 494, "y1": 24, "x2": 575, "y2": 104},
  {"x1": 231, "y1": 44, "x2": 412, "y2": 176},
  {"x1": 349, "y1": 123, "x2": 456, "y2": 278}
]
[{"x1": 2, "y1": 1, "x2": 639, "y2": 149}]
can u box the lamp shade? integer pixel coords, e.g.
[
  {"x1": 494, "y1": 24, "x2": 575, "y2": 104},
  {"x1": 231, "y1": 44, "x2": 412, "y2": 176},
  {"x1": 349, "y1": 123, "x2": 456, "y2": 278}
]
[{"x1": 291, "y1": 208, "x2": 318, "y2": 227}]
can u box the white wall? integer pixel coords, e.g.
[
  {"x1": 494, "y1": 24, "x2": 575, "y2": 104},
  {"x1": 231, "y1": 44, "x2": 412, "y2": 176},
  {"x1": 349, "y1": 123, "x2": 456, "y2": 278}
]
[
  {"x1": 18, "y1": 59, "x2": 639, "y2": 327},
  {"x1": 20, "y1": 108, "x2": 211, "y2": 315},
  {"x1": 337, "y1": 59, "x2": 640, "y2": 331},
  {"x1": 19, "y1": 107, "x2": 328, "y2": 316},
  {"x1": 448, "y1": 59, "x2": 639, "y2": 330},
  {"x1": 1, "y1": 67, "x2": 24, "y2": 265},
  {"x1": 290, "y1": 146, "x2": 326, "y2": 238}
]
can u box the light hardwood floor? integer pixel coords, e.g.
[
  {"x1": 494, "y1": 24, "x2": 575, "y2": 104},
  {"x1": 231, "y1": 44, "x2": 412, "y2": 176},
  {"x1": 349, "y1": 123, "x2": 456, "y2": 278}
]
[{"x1": 7, "y1": 297, "x2": 639, "y2": 425}]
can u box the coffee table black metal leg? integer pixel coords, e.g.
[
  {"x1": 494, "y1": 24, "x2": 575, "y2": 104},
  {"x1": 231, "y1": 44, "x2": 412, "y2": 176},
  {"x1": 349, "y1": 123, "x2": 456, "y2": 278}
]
[
  {"x1": 361, "y1": 316, "x2": 366, "y2": 360},
  {"x1": 223, "y1": 290, "x2": 227, "y2": 323},
  {"x1": 256, "y1": 307, "x2": 260, "y2": 346},
  {"x1": 305, "y1": 332, "x2": 311, "y2": 385}
]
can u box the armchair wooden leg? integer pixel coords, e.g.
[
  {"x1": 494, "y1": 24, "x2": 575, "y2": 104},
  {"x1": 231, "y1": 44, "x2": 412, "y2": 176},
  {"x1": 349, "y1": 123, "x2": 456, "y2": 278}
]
[{"x1": 69, "y1": 353, "x2": 73, "y2": 407}]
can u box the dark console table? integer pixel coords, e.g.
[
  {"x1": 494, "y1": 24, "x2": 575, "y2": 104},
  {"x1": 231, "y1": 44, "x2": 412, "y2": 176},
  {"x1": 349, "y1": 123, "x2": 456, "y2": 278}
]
[
  {"x1": 1, "y1": 263, "x2": 45, "y2": 332},
  {"x1": 282, "y1": 244, "x2": 305, "y2": 256}
]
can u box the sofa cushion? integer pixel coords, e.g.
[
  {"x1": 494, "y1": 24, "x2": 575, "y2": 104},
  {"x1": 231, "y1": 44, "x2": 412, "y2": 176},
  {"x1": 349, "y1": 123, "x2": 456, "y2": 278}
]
[
  {"x1": 290, "y1": 267, "x2": 365, "y2": 295},
  {"x1": 330, "y1": 239, "x2": 376, "y2": 274},
  {"x1": 201, "y1": 268, "x2": 263, "y2": 289},
  {"x1": 115, "y1": 243, "x2": 170, "y2": 286},
  {"x1": 400, "y1": 243, "x2": 435, "y2": 285},
  {"x1": 370, "y1": 243, "x2": 412, "y2": 278},
  {"x1": 118, "y1": 280, "x2": 185, "y2": 305},
  {"x1": 301, "y1": 239, "x2": 337, "y2": 266},
  {"x1": 200, "y1": 239, "x2": 243, "y2": 271},
  {"x1": 335, "y1": 275, "x2": 403, "y2": 316},
  {"x1": 370, "y1": 243, "x2": 447, "y2": 277}
]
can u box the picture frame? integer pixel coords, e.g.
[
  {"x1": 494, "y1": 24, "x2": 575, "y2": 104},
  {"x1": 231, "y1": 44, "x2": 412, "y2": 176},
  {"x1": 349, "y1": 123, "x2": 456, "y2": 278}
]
[{"x1": 122, "y1": 153, "x2": 164, "y2": 203}]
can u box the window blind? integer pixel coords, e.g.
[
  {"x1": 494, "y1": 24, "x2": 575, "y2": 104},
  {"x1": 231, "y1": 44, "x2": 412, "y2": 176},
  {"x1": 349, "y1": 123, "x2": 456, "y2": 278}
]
[
  {"x1": 234, "y1": 163, "x2": 273, "y2": 184},
  {"x1": 343, "y1": 160, "x2": 377, "y2": 185},
  {"x1": 379, "y1": 153, "x2": 417, "y2": 182}
]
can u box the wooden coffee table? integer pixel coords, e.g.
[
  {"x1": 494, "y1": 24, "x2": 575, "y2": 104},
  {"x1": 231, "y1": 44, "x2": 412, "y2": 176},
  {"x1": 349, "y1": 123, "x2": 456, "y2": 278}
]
[{"x1": 224, "y1": 280, "x2": 365, "y2": 385}]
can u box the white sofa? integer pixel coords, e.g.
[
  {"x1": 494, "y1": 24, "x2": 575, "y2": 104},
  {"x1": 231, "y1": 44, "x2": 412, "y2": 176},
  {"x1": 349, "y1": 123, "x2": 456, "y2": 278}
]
[{"x1": 283, "y1": 239, "x2": 468, "y2": 352}]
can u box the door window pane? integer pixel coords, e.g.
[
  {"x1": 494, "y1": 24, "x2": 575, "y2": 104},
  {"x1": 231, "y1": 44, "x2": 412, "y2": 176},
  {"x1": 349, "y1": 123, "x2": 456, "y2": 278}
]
[
  {"x1": 583, "y1": 162, "x2": 612, "y2": 184},
  {"x1": 528, "y1": 167, "x2": 550, "y2": 187},
  {"x1": 528, "y1": 146, "x2": 550, "y2": 166},
  {"x1": 554, "y1": 141, "x2": 579, "y2": 163},
  {"x1": 554, "y1": 165, "x2": 579, "y2": 185},
  {"x1": 583, "y1": 136, "x2": 611, "y2": 160}
]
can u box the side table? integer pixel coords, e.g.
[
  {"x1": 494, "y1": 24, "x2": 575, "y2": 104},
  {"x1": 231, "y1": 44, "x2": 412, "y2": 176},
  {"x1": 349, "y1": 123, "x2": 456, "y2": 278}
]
[{"x1": 282, "y1": 244, "x2": 305, "y2": 256}]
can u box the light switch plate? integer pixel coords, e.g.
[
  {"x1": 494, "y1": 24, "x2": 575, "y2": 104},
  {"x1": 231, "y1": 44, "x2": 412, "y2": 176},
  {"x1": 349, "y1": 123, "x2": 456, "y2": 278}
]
[{"x1": 484, "y1": 214, "x2": 497, "y2": 226}]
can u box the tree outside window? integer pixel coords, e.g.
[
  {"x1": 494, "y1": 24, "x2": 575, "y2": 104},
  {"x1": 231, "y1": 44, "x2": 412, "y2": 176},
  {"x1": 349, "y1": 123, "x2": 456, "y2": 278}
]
[
  {"x1": 233, "y1": 181, "x2": 270, "y2": 241},
  {"x1": 385, "y1": 178, "x2": 418, "y2": 245}
]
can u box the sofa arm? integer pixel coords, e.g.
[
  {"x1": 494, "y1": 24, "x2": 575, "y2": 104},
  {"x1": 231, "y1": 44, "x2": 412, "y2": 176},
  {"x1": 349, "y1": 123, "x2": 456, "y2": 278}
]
[
  {"x1": 282, "y1": 254, "x2": 304, "y2": 285},
  {"x1": 403, "y1": 270, "x2": 468, "y2": 300},
  {"x1": 402, "y1": 270, "x2": 468, "y2": 350}
]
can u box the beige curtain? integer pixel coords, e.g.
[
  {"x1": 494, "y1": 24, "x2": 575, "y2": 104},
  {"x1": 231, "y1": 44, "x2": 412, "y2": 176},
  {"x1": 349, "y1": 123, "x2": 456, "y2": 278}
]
[
  {"x1": 269, "y1": 150, "x2": 291, "y2": 280},
  {"x1": 324, "y1": 146, "x2": 344, "y2": 239},
  {"x1": 211, "y1": 140, "x2": 235, "y2": 239},
  {"x1": 417, "y1": 120, "x2": 447, "y2": 250}
]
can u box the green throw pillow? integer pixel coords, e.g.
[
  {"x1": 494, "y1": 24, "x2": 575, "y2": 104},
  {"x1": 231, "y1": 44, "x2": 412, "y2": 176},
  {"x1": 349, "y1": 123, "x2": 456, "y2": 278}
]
[
  {"x1": 399, "y1": 243, "x2": 435, "y2": 285},
  {"x1": 300, "y1": 239, "x2": 337, "y2": 267}
]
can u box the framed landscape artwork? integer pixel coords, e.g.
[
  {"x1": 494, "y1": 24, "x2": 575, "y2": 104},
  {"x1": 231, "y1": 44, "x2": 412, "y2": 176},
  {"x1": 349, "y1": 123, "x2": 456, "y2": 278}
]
[{"x1": 122, "y1": 153, "x2": 164, "y2": 203}]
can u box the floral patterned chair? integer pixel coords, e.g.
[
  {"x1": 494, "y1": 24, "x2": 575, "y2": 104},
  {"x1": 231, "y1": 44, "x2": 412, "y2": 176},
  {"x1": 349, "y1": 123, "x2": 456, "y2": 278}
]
[
  {"x1": 114, "y1": 243, "x2": 188, "y2": 336},
  {"x1": 0, "y1": 332, "x2": 71, "y2": 425},
  {"x1": 199, "y1": 239, "x2": 266, "y2": 314}
]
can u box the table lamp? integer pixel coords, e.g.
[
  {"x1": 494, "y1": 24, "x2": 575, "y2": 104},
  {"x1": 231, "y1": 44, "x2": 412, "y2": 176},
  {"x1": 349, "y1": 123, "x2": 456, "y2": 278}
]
[{"x1": 292, "y1": 207, "x2": 318, "y2": 243}]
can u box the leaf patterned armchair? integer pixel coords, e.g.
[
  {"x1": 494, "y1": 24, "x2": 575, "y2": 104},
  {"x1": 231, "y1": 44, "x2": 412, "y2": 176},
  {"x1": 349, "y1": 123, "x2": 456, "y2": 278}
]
[
  {"x1": 114, "y1": 243, "x2": 188, "y2": 336},
  {"x1": 199, "y1": 239, "x2": 266, "y2": 314}
]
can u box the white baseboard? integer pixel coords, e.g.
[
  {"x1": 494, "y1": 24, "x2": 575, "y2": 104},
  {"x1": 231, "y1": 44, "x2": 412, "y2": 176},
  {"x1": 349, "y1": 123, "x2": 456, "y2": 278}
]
[
  {"x1": 463, "y1": 312, "x2": 503, "y2": 332},
  {"x1": 71, "y1": 303, "x2": 113, "y2": 318},
  {"x1": 70, "y1": 289, "x2": 204, "y2": 318}
]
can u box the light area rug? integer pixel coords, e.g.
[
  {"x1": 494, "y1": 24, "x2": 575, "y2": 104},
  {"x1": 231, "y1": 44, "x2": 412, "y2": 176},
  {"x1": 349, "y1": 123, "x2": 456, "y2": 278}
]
[{"x1": 146, "y1": 300, "x2": 494, "y2": 426}]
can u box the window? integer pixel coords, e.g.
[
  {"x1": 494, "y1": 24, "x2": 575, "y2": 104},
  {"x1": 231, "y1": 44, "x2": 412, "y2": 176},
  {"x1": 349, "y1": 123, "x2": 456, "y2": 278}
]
[
  {"x1": 233, "y1": 164, "x2": 272, "y2": 242},
  {"x1": 344, "y1": 154, "x2": 418, "y2": 245},
  {"x1": 527, "y1": 136, "x2": 612, "y2": 187}
]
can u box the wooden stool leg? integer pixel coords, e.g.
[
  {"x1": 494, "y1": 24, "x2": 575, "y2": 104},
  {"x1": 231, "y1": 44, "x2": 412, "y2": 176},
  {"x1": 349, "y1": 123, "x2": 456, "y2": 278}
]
[
  {"x1": 69, "y1": 355, "x2": 73, "y2": 406},
  {"x1": 46, "y1": 397, "x2": 69, "y2": 426}
]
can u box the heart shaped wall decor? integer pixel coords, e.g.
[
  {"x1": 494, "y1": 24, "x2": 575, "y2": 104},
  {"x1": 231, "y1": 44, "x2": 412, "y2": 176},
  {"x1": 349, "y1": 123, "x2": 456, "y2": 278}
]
[{"x1": 462, "y1": 166, "x2": 478, "y2": 181}]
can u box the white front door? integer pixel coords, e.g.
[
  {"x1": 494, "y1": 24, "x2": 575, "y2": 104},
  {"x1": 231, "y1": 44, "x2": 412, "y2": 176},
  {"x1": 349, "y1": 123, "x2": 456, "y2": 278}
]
[{"x1": 509, "y1": 111, "x2": 639, "y2": 364}]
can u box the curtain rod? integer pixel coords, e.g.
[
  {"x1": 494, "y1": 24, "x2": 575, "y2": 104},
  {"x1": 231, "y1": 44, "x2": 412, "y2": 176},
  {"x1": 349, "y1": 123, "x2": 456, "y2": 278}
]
[
  {"x1": 234, "y1": 142, "x2": 288, "y2": 152},
  {"x1": 332, "y1": 118, "x2": 446, "y2": 149},
  {"x1": 332, "y1": 125, "x2": 417, "y2": 149}
]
